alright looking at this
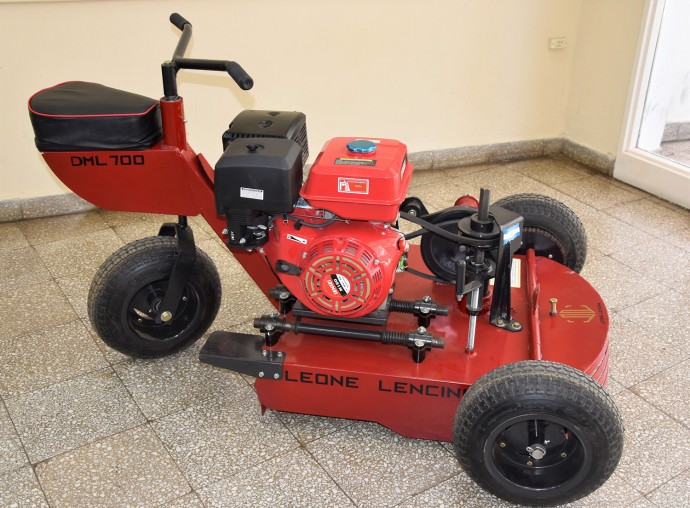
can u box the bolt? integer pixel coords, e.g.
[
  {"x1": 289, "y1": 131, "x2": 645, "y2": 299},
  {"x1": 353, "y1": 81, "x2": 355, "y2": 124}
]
[
  {"x1": 273, "y1": 373, "x2": 280, "y2": 379},
  {"x1": 511, "y1": 321, "x2": 521, "y2": 330},
  {"x1": 182, "y1": 296, "x2": 187, "y2": 302},
  {"x1": 258, "y1": 372, "x2": 265, "y2": 378},
  {"x1": 561, "y1": 452, "x2": 567, "y2": 458},
  {"x1": 549, "y1": 298, "x2": 558, "y2": 316},
  {"x1": 374, "y1": 259, "x2": 380, "y2": 265},
  {"x1": 279, "y1": 292, "x2": 290, "y2": 300},
  {"x1": 160, "y1": 311, "x2": 173, "y2": 322},
  {"x1": 499, "y1": 442, "x2": 507, "y2": 448},
  {"x1": 527, "y1": 461, "x2": 533, "y2": 467},
  {"x1": 265, "y1": 324, "x2": 275, "y2": 332},
  {"x1": 302, "y1": 252, "x2": 307, "y2": 259},
  {"x1": 222, "y1": 228, "x2": 228, "y2": 235},
  {"x1": 262, "y1": 350, "x2": 268, "y2": 356},
  {"x1": 417, "y1": 326, "x2": 427, "y2": 334},
  {"x1": 423, "y1": 296, "x2": 431, "y2": 303},
  {"x1": 277, "y1": 352, "x2": 283, "y2": 357},
  {"x1": 420, "y1": 307, "x2": 430, "y2": 314},
  {"x1": 497, "y1": 319, "x2": 505, "y2": 326},
  {"x1": 414, "y1": 339, "x2": 425, "y2": 348},
  {"x1": 137, "y1": 318, "x2": 143, "y2": 323}
]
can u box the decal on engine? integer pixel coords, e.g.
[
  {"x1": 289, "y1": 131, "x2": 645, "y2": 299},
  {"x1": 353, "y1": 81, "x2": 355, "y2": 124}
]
[
  {"x1": 286, "y1": 234, "x2": 307, "y2": 245},
  {"x1": 240, "y1": 187, "x2": 264, "y2": 200},
  {"x1": 337, "y1": 177, "x2": 369, "y2": 194},
  {"x1": 334, "y1": 158, "x2": 377, "y2": 167},
  {"x1": 328, "y1": 274, "x2": 351, "y2": 297}
]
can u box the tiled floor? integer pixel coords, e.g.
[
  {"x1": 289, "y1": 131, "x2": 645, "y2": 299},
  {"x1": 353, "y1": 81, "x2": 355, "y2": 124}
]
[{"x1": 1, "y1": 156, "x2": 689, "y2": 507}]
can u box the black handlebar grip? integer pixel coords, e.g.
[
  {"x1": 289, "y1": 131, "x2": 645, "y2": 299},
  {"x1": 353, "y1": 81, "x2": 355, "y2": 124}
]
[
  {"x1": 170, "y1": 13, "x2": 192, "y2": 30},
  {"x1": 226, "y1": 62, "x2": 254, "y2": 90}
]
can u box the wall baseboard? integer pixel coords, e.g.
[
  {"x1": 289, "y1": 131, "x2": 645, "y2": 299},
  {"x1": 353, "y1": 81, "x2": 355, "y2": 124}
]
[
  {"x1": 408, "y1": 137, "x2": 615, "y2": 175},
  {"x1": 0, "y1": 138, "x2": 614, "y2": 223}
]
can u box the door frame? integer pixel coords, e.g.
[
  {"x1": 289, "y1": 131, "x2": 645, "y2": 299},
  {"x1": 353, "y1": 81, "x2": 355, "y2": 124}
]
[{"x1": 614, "y1": 0, "x2": 690, "y2": 208}]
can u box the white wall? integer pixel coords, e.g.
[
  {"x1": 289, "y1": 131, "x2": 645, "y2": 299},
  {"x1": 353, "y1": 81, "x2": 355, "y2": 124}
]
[
  {"x1": 564, "y1": 0, "x2": 646, "y2": 157},
  {"x1": 1, "y1": 0, "x2": 583, "y2": 200},
  {"x1": 2, "y1": 0, "x2": 647, "y2": 201}
]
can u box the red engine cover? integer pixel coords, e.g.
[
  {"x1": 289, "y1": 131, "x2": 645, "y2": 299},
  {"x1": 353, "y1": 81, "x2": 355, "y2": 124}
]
[
  {"x1": 300, "y1": 137, "x2": 413, "y2": 222},
  {"x1": 262, "y1": 211, "x2": 407, "y2": 317}
]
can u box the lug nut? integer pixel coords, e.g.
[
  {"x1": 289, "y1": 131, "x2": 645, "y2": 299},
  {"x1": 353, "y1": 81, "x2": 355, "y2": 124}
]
[{"x1": 561, "y1": 452, "x2": 567, "y2": 458}]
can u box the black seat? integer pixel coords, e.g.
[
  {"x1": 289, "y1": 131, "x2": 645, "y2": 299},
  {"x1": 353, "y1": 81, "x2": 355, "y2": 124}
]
[{"x1": 29, "y1": 81, "x2": 162, "y2": 151}]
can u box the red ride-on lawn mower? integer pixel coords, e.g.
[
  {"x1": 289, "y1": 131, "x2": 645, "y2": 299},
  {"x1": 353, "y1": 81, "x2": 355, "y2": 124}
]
[{"x1": 28, "y1": 14, "x2": 622, "y2": 506}]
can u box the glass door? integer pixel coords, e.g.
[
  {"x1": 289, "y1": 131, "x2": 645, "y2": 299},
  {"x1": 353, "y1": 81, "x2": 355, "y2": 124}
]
[{"x1": 615, "y1": 0, "x2": 690, "y2": 208}]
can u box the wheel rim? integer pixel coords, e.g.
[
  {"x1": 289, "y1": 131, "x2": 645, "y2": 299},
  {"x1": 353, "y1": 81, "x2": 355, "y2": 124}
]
[
  {"x1": 126, "y1": 280, "x2": 201, "y2": 341},
  {"x1": 518, "y1": 227, "x2": 566, "y2": 264},
  {"x1": 484, "y1": 413, "x2": 591, "y2": 494}
]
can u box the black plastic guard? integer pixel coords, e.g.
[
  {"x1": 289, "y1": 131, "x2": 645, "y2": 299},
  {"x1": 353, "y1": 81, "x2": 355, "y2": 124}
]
[{"x1": 199, "y1": 331, "x2": 285, "y2": 379}]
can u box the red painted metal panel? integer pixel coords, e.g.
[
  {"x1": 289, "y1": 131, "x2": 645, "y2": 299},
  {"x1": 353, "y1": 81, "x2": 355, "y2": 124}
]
[{"x1": 255, "y1": 247, "x2": 609, "y2": 442}]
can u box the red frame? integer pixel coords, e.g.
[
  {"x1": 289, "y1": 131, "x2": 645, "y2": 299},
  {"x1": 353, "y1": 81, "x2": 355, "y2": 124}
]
[{"x1": 40, "y1": 97, "x2": 610, "y2": 442}]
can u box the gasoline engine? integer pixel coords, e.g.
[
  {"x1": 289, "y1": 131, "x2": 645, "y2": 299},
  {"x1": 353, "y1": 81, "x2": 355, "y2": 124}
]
[{"x1": 215, "y1": 111, "x2": 411, "y2": 319}]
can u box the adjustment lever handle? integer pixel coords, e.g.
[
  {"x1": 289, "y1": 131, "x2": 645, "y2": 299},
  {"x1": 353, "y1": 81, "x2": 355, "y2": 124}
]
[{"x1": 456, "y1": 260, "x2": 482, "y2": 300}]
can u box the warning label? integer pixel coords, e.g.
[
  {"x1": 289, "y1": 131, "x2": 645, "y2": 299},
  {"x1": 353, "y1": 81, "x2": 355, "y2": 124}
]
[
  {"x1": 337, "y1": 177, "x2": 369, "y2": 194},
  {"x1": 489, "y1": 258, "x2": 522, "y2": 288},
  {"x1": 334, "y1": 158, "x2": 377, "y2": 166}
]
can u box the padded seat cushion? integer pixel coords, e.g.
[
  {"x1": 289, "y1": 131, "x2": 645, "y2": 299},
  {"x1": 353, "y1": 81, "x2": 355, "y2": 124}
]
[{"x1": 29, "y1": 81, "x2": 162, "y2": 151}]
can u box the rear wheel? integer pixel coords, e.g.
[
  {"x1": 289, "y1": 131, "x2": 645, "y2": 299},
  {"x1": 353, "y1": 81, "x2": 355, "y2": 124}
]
[
  {"x1": 88, "y1": 236, "x2": 221, "y2": 357},
  {"x1": 493, "y1": 194, "x2": 587, "y2": 272},
  {"x1": 453, "y1": 361, "x2": 623, "y2": 506}
]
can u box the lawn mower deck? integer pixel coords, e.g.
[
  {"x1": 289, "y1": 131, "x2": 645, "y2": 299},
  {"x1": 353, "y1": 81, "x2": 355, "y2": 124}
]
[{"x1": 200, "y1": 246, "x2": 608, "y2": 442}]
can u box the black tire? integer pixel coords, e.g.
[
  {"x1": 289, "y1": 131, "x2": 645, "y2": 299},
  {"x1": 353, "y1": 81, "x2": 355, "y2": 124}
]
[
  {"x1": 453, "y1": 361, "x2": 623, "y2": 506},
  {"x1": 493, "y1": 194, "x2": 587, "y2": 272},
  {"x1": 88, "y1": 236, "x2": 221, "y2": 357}
]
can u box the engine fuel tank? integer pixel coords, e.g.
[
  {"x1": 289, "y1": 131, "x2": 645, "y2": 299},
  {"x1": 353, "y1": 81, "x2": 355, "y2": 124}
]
[{"x1": 300, "y1": 138, "x2": 413, "y2": 222}]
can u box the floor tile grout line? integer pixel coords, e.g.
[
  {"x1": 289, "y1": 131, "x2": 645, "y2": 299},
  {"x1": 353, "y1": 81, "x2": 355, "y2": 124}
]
[
  {"x1": 0, "y1": 396, "x2": 34, "y2": 479},
  {"x1": 626, "y1": 379, "x2": 690, "y2": 431},
  {"x1": 298, "y1": 441, "x2": 361, "y2": 508},
  {"x1": 615, "y1": 387, "x2": 690, "y2": 437},
  {"x1": 0, "y1": 350, "x2": 114, "y2": 401},
  {"x1": 145, "y1": 416, "x2": 197, "y2": 503},
  {"x1": 12, "y1": 364, "x2": 147, "y2": 467},
  {"x1": 643, "y1": 464, "x2": 690, "y2": 503}
]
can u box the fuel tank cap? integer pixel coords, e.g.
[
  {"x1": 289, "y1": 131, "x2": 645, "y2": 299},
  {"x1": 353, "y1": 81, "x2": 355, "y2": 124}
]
[{"x1": 346, "y1": 139, "x2": 377, "y2": 154}]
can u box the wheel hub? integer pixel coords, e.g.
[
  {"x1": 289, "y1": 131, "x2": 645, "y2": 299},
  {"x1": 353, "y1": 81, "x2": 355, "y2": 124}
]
[{"x1": 526, "y1": 443, "x2": 547, "y2": 460}]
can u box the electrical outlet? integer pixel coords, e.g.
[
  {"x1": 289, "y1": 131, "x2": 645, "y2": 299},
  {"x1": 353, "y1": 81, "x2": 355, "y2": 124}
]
[{"x1": 549, "y1": 37, "x2": 568, "y2": 50}]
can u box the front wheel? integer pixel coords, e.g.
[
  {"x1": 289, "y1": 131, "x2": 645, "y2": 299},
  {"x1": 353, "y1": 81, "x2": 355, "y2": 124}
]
[
  {"x1": 453, "y1": 361, "x2": 623, "y2": 506},
  {"x1": 88, "y1": 236, "x2": 221, "y2": 357}
]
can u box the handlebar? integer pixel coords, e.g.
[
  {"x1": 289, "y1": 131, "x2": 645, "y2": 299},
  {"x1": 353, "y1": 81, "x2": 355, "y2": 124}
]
[
  {"x1": 163, "y1": 13, "x2": 254, "y2": 98},
  {"x1": 169, "y1": 13, "x2": 191, "y2": 31}
]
